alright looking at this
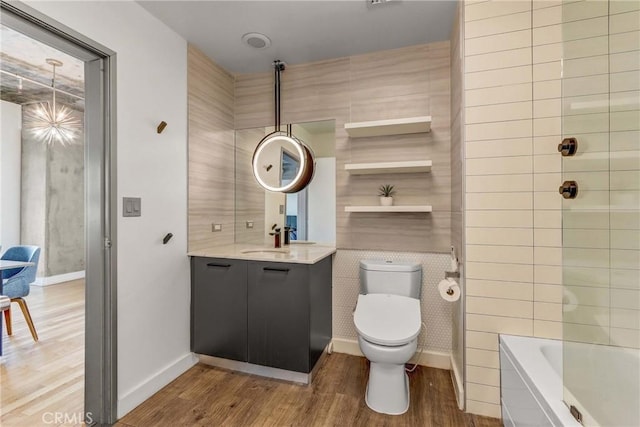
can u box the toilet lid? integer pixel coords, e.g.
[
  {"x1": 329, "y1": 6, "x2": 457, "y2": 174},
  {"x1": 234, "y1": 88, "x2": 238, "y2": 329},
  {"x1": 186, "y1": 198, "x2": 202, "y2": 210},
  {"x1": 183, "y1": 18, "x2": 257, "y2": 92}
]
[{"x1": 353, "y1": 294, "x2": 421, "y2": 346}]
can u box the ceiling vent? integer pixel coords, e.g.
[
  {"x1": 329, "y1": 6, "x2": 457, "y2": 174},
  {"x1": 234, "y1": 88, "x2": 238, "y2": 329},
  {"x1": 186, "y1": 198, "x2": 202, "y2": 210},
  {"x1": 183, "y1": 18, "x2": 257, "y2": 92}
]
[{"x1": 241, "y1": 32, "x2": 271, "y2": 49}]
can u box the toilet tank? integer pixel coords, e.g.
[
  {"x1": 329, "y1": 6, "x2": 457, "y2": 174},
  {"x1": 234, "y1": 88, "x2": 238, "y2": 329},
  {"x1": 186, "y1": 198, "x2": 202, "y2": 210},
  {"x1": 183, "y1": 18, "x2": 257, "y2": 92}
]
[{"x1": 359, "y1": 260, "x2": 422, "y2": 299}]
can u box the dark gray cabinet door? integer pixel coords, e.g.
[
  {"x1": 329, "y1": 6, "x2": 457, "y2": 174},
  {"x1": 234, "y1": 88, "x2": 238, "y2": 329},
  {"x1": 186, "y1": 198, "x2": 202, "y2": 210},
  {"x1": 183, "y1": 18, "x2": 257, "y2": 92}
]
[
  {"x1": 191, "y1": 257, "x2": 247, "y2": 361},
  {"x1": 248, "y1": 262, "x2": 310, "y2": 373}
]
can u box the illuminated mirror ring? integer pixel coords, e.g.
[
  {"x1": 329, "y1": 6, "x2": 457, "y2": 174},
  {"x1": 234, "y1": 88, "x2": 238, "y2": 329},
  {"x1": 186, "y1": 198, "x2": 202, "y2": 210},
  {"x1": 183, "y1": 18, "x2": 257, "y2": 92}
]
[{"x1": 252, "y1": 131, "x2": 316, "y2": 193}]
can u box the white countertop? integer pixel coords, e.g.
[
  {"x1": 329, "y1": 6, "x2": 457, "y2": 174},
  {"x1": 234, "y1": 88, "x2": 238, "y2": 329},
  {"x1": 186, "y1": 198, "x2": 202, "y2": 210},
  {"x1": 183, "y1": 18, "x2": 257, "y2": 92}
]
[{"x1": 187, "y1": 243, "x2": 336, "y2": 264}]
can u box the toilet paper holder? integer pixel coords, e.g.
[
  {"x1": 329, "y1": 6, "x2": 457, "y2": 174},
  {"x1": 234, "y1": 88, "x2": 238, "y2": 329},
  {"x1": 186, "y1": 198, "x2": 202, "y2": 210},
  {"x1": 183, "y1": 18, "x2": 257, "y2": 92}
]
[{"x1": 444, "y1": 271, "x2": 460, "y2": 279}]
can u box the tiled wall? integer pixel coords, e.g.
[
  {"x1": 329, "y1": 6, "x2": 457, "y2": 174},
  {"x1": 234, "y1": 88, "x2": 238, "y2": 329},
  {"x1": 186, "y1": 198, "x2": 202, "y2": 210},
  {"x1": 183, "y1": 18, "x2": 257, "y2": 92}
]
[
  {"x1": 235, "y1": 43, "x2": 452, "y2": 253},
  {"x1": 187, "y1": 45, "x2": 235, "y2": 252},
  {"x1": 333, "y1": 250, "x2": 453, "y2": 354},
  {"x1": 462, "y1": 0, "x2": 640, "y2": 418},
  {"x1": 462, "y1": 0, "x2": 563, "y2": 418}
]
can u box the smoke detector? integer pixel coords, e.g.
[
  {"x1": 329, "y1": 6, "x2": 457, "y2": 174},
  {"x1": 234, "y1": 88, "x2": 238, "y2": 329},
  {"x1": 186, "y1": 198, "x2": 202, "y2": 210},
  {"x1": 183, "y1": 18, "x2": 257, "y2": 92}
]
[{"x1": 241, "y1": 32, "x2": 271, "y2": 49}]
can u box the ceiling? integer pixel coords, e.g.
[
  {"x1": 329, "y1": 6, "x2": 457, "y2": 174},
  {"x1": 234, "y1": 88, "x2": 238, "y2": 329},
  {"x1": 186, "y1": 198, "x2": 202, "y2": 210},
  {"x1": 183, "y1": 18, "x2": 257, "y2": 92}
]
[
  {"x1": 0, "y1": 25, "x2": 85, "y2": 110},
  {"x1": 138, "y1": 0, "x2": 456, "y2": 74}
]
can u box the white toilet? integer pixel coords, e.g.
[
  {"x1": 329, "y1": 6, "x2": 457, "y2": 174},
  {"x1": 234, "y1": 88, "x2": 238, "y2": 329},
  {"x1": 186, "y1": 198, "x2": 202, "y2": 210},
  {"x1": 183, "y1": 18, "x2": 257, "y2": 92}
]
[{"x1": 353, "y1": 260, "x2": 422, "y2": 415}]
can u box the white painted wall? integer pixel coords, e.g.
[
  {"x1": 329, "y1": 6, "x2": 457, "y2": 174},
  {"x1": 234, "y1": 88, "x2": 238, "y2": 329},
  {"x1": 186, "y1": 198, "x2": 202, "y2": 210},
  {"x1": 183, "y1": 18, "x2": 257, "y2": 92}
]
[
  {"x1": 308, "y1": 158, "x2": 336, "y2": 244},
  {"x1": 25, "y1": 1, "x2": 192, "y2": 418},
  {"x1": 0, "y1": 100, "x2": 22, "y2": 251}
]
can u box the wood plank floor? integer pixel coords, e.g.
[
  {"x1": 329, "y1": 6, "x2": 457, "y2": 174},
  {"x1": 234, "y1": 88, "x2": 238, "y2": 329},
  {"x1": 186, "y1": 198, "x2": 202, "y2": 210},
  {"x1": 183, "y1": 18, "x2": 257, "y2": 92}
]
[
  {"x1": 1, "y1": 280, "x2": 85, "y2": 427},
  {"x1": 118, "y1": 354, "x2": 501, "y2": 427}
]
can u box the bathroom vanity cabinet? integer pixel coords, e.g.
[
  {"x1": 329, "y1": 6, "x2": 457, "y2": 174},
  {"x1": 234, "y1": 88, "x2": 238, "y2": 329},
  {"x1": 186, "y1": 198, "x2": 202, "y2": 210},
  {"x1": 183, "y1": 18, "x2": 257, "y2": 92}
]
[{"x1": 190, "y1": 255, "x2": 332, "y2": 374}]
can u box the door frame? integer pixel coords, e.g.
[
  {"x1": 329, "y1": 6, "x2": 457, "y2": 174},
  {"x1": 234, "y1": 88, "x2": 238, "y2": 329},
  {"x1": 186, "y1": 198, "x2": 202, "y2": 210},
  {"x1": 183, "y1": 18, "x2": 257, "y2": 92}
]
[{"x1": 0, "y1": 2, "x2": 118, "y2": 424}]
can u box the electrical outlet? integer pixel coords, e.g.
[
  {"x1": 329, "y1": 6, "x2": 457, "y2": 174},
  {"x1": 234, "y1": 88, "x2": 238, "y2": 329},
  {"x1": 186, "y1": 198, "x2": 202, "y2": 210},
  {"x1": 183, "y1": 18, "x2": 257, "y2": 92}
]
[
  {"x1": 279, "y1": 205, "x2": 284, "y2": 214},
  {"x1": 212, "y1": 224, "x2": 222, "y2": 232}
]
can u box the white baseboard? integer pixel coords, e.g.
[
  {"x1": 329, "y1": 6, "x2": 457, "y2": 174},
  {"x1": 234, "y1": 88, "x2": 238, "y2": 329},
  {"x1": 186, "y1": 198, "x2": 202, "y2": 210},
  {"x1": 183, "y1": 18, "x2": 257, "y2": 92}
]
[
  {"x1": 117, "y1": 352, "x2": 198, "y2": 418},
  {"x1": 331, "y1": 338, "x2": 451, "y2": 370},
  {"x1": 33, "y1": 270, "x2": 85, "y2": 286},
  {"x1": 450, "y1": 354, "x2": 465, "y2": 410}
]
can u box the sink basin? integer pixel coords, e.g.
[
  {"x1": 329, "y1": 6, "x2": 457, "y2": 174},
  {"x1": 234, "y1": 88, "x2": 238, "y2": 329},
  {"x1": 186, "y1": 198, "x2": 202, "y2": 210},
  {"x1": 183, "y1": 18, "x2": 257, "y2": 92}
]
[{"x1": 240, "y1": 248, "x2": 290, "y2": 255}]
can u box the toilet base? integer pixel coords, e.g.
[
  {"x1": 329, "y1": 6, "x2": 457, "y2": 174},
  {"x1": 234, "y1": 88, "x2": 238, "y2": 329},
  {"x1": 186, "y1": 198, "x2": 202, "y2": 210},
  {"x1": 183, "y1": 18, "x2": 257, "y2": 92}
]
[{"x1": 364, "y1": 362, "x2": 410, "y2": 415}]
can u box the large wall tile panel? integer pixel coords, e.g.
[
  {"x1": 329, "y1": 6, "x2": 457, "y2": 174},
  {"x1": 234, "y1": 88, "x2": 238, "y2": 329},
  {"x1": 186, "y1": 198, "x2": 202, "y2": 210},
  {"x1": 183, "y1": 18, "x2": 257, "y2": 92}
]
[{"x1": 188, "y1": 45, "x2": 235, "y2": 251}]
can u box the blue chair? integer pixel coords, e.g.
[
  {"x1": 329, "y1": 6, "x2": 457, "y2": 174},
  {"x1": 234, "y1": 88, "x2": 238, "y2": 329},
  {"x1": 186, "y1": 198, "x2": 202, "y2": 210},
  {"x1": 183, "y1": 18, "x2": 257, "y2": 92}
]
[{"x1": 1, "y1": 246, "x2": 40, "y2": 341}]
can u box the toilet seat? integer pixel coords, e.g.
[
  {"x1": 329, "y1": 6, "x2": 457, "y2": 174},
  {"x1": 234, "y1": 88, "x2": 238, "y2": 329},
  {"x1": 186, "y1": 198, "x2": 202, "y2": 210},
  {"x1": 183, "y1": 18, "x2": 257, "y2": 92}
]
[{"x1": 354, "y1": 294, "x2": 421, "y2": 346}]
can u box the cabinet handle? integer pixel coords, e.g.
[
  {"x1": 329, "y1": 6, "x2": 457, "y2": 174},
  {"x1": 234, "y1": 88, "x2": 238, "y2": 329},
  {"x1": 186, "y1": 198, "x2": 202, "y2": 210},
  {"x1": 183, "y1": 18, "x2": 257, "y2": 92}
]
[
  {"x1": 207, "y1": 263, "x2": 231, "y2": 268},
  {"x1": 263, "y1": 267, "x2": 290, "y2": 273}
]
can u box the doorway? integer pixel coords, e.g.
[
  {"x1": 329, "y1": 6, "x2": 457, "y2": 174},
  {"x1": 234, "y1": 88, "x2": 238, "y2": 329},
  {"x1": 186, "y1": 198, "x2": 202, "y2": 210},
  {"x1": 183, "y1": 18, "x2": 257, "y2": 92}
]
[{"x1": 0, "y1": 2, "x2": 116, "y2": 425}]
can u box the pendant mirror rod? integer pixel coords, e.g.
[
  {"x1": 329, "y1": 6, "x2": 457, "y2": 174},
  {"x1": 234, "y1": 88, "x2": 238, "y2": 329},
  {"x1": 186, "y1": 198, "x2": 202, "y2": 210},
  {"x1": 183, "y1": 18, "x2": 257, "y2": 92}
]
[{"x1": 273, "y1": 59, "x2": 285, "y2": 132}]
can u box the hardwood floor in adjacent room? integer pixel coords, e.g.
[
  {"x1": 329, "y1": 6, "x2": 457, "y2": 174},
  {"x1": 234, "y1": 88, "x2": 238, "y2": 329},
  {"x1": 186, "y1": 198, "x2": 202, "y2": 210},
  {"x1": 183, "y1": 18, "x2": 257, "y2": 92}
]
[
  {"x1": 118, "y1": 353, "x2": 501, "y2": 427},
  {"x1": 1, "y1": 280, "x2": 85, "y2": 427}
]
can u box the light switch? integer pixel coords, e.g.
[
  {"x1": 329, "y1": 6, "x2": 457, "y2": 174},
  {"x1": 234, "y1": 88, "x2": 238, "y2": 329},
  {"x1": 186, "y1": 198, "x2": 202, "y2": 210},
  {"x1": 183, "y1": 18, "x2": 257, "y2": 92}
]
[
  {"x1": 123, "y1": 197, "x2": 141, "y2": 217},
  {"x1": 212, "y1": 223, "x2": 222, "y2": 232},
  {"x1": 246, "y1": 221, "x2": 254, "y2": 229}
]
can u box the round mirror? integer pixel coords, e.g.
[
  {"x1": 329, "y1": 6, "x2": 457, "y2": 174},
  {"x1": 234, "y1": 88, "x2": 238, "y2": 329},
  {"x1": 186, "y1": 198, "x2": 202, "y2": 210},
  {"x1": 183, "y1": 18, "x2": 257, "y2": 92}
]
[{"x1": 252, "y1": 131, "x2": 315, "y2": 193}]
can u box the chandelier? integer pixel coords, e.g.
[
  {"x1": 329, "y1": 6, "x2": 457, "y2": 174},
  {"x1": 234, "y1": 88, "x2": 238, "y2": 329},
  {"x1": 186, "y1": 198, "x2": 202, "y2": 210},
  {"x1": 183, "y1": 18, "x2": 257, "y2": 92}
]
[{"x1": 24, "y1": 58, "x2": 81, "y2": 146}]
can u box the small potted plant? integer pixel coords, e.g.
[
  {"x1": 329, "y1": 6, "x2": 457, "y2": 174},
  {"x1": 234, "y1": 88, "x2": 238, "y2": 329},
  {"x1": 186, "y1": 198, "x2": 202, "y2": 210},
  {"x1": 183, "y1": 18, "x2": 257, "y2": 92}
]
[{"x1": 378, "y1": 184, "x2": 395, "y2": 206}]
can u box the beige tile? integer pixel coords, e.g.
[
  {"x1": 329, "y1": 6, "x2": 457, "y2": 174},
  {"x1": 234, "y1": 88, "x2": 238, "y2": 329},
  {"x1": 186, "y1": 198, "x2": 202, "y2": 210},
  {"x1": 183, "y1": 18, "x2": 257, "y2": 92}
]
[
  {"x1": 466, "y1": 11, "x2": 532, "y2": 39},
  {"x1": 466, "y1": 137, "x2": 533, "y2": 158},
  {"x1": 467, "y1": 227, "x2": 533, "y2": 246},
  {"x1": 534, "y1": 79, "x2": 561, "y2": 100},
  {"x1": 563, "y1": 55, "x2": 609, "y2": 79},
  {"x1": 466, "y1": 245, "x2": 534, "y2": 264},
  {"x1": 611, "y1": 150, "x2": 640, "y2": 171},
  {"x1": 563, "y1": 112, "x2": 610, "y2": 134},
  {"x1": 467, "y1": 366, "x2": 500, "y2": 388},
  {"x1": 610, "y1": 0, "x2": 640, "y2": 14},
  {"x1": 563, "y1": 152, "x2": 609, "y2": 172},
  {"x1": 610, "y1": 90, "x2": 640, "y2": 112},
  {"x1": 563, "y1": 229, "x2": 609, "y2": 249},
  {"x1": 570, "y1": 132, "x2": 610, "y2": 153},
  {"x1": 466, "y1": 48, "x2": 532, "y2": 73},
  {"x1": 534, "y1": 228, "x2": 562, "y2": 247},
  {"x1": 534, "y1": 319, "x2": 562, "y2": 339},
  {"x1": 465, "y1": 1, "x2": 532, "y2": 22},
  {"x1": 466, "y1": 156, "x2": 533, "y2": 175},
  {"x1": 466, "y1": 65, "x2": 532, "y2": 90},
  {"x1": 610, "y1": 328, "x2": 640, "y2": 349},
  {"x1": 533, "y1": 154, "x2": 560, "y2": 173},
  {"x1": 534, "y1": 246, "x2": 562, "y2": 266},
  {"x1": 611, "y1": 71, "x2": 640, "y2": 93},
  {"x1": 611, "y1": 211, "x2": 640, "y2": 229},
  {"x1": 611, "y1": 288, "x2": 640, "y2": 310},
  {"x1": 611, "y1": 248, "x2": 640, "y2": 269},
  {"x1": 563, "y1": 93, "x2": 609, "y2": 116},
  {"x1": 534, "y1": 264, "x2": 562, "y2": 284},
  {"x1": 533, "y1": 172, "x2": 560, "y2": 192},
  {"x1": 533, "y1": 98, "x2": 561, "y2": 118},
  {"x1": 611, "y1": 110, "x2": 640, "y2": 132},
  {"x1": 564, "y1": 74, "x2": 609, "y2": 97},
  {"x1": 611, "y1": 171, "x2": 640, "y2": 191},
  {"x1": 534, "y1": 191, "x2": 561, "y2": 210},
  {"x1": 564, "y1": 269, "x2": 610, "y2": 288},
  {"x1": 533, "y1": 135, "x2": 561, "y2": 155},
  {"x1": 468, "y1": 296, "x2": 533, "y2": 318},
  {"x1": 611, "y1": 308, "x2": 640, "y2": 329},
  {"x1": 466, "y1": 210, "x2": 534, "y2": 228},
  {"x1": 466, "y1": 29, "x2": 531, "y2": 56},
  {"x1": 466, "y1": 174, "x2": 533, "y2": 193},
  {"x1": 563, "y1": 0, "x2": 608, "y2": 22},
  {"x1": 467, "y1": 279, "x2": 534, "y2": 301},
  {"x1": 466, "y1": 101, "x2": 532, "y2": 124},
  {"x1": 533, "y1": 42, "x2": 562, "y2": 64},
  {"x1": 533, "y1": 61, "x2": 562, "y2": 82},
  {"x1": 564, "y1": 248, "x2": 610, "y2": 268},
  {"x1": 563, "y1": 16, "x2": 608, "y2": 41},
  {"x1": 466, "y1": 400, "x2": 502, "y2": 419},
  {"x1": 466, "y1": 313, "x2": 534, "y2": 335},
  {"x1": 466, "y1": 330, "x2": 499, "y2": 351},
  {"x1": 466, "y1": 348, "x2": 500, "y2": 369},
  {"x1": 564, "y1": 322, "x2": 609, "y2": 344},
  {"x1": 533, "y1": 0, "x2": 562, "y2": 10},
  {"x1": 466, "y1": 192, "x2": 533, "y2": 210},
  {"x1": 610, "y1": 9, "x2": 640, "y2": 33},
  {"x1": 534, "y1": 210, "x2": 562, "y2": 229},
  {"x1": 611, "y1": 268, "x2": 640, "y2": 289},
  {"x1": 466, "y1": 261, "x2": 534, "y2": 282},
  {"x1": 466, "y1": 119, "x2": 532, "y2": 141},
  {"x1": 534, "y1": 117, "x2": 561, "y2": 136},
  {"x1": 564, "y1": 304, "x2": 610, "y2": 326},
  {"x1": 534, "y1": 301, "x2": 562, "y2": 321},
  {"x1": 610, "y1": 51, "x2": 640, "y2": 74},
  {"x1": 535, "y1": 283, "x2": 562, "y2": 303},
  {"x1": 465, "y1": 83, "x2": 532, "y2": 107},
  {"x1": 533, "y1": 4, "x2": 561, "y2": 27},
  {"x1": 467, "y1": 383, "x2": 500, "y2": 405},
  {"x1": 610, "y1": 31, "x2": 640, "y2": 54},
  {"x1": 533, "y1": 23, "x2": 561, "y2": 46}
]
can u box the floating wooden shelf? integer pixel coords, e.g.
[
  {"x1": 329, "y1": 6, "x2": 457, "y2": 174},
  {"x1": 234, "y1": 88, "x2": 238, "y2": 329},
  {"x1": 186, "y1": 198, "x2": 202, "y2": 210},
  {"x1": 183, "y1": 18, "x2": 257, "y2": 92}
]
[
  {"x1": 344, "y1": 116, "x2": 432, "y2": 138},
  {"x1": 345, "y1": 160, "x2": 432, "y2": 175},
  {"x1": 344, "y1": 205, "x2": 433, "y2": 213}
]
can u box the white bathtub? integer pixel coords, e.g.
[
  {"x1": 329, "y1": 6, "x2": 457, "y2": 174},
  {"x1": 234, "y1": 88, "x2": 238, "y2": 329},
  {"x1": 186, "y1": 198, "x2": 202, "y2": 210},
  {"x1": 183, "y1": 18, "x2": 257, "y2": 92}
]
[
  {"x1": 500, "y1": 335, "x2": 580, "y2": 427},
  {"x1": 500, "y1": 335, "x2": 640, "y2": 427}
]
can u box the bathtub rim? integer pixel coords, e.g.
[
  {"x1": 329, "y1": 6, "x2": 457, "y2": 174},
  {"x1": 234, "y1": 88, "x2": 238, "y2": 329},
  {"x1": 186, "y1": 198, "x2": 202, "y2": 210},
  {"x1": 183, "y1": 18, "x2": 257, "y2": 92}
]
[{"x1": 499, "y1": 334, "x2": 581, "y2": 427}]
